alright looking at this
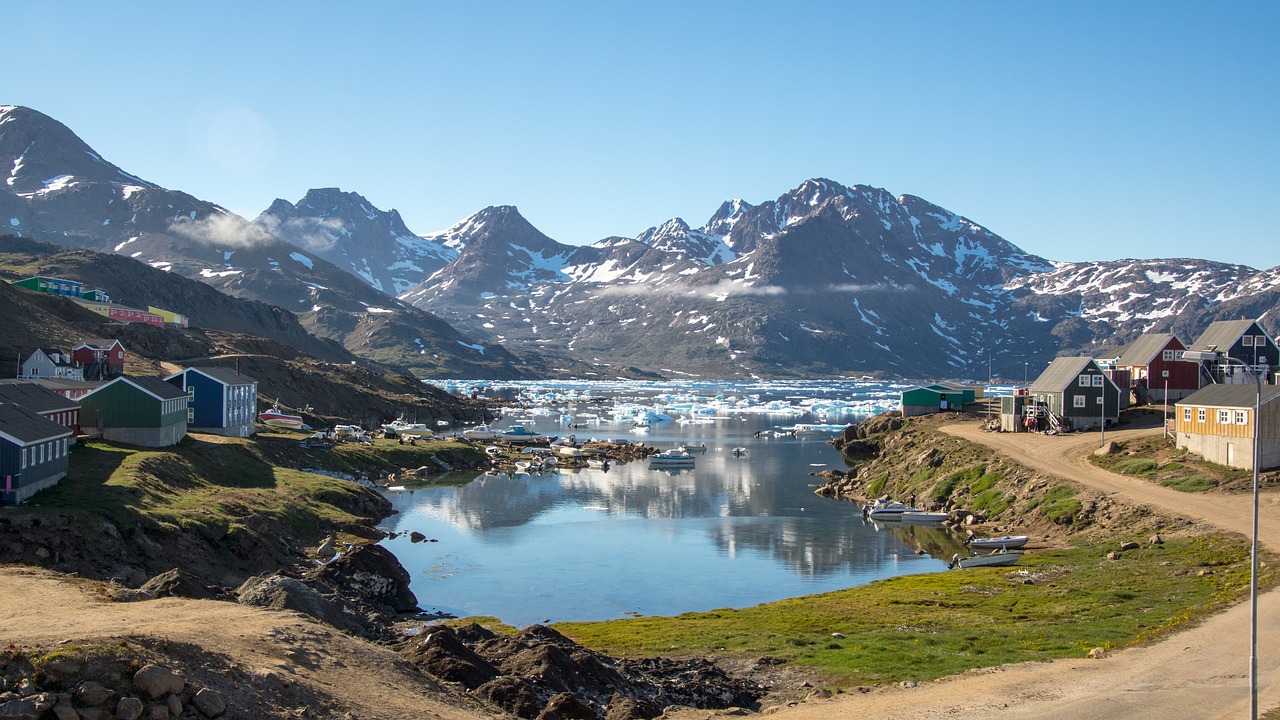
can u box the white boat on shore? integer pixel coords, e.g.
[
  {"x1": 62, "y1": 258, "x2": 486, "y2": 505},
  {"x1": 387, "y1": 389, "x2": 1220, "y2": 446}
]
[
  {"x1": 500, "y1": 425, "x2": 545, "y2": 443},
  {"x1": 463, "y1": 424, "x2": 501, "y2": 440},
  {"x1": 259, "y1": 405, "x2": 305, "y2": 429},
  {"x1": 967, "y1": 535, "x2": 1029, "y2": 550},
  {"x1": 949, "y1": 550, "x2": 1024, "y2": 569}
]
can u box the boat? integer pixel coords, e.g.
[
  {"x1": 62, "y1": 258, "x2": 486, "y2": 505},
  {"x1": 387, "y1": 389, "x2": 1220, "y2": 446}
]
[
  {"x1": 558, "y1": 445, "x2": 585, "y2": 457},
  {"x1": 678, "y1": 443, "x2": 708, "y2": 454},
  {"x1": 382, "y1": 419, "x2": 435, "y2": 437},
  {"x1": 259, "y1": 405, "x2": 305, "y2": 429},
  {"x1": 865, "y1": 501, "x2": 921, "y2": 520},
  {"x1": 500, "y1": 425, "x2": 545, "y2": 443},
  {"x1": 967, "y1": 535, "x2": 1030, "y2": 550},
  {"x1": 463, "y1": 424, "x2": 501, "y2": 441},
  {"x1": 648, "y1": 449, "x2": 696, "y2": 468},
  {"x1": 900, "y1": 511, "x2": 950, "y2": 524},
  {"x1": 949, "y1": 550, "x2": 1024, "y2": 569}
]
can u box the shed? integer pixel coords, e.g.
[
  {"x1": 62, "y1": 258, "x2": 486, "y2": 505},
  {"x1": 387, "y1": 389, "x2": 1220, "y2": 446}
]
[
  {"x1": 164, "y1": 367, "x2": 258, "y2": 438},
  {"x1": 900, "y1": 385, "x2": 966, "y2": 417},
  {"x1": 0, "y1": 402, "x2": 73, "y2": 504},
  {"x1": 78, "y1": 376, "x2": 188, "y2": 447},
  {"x1": 1174, "y1": 384, "x2": 1280, "y2": 471}
]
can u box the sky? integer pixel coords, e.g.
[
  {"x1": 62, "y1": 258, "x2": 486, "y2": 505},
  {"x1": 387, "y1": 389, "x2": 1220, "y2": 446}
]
[{"x1": 6, "y1": 2, "x2": 1278, "y2": 269}]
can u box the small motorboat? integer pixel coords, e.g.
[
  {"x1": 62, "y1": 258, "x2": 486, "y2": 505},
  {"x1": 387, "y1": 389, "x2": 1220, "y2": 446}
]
[
  {"x1": 678, "y1": 443, "x2": 708, "y2": 454},
  {"x1": 463, "y1": 424, "x2": 501, "y2": 441},
  {"x1": 967, "y1": 535, "x2": 1030, "y2": 550},
  {"x1": 259, "y1": 405, "x2": 305, "y2": 429},
  {"x1": 949, "y1": 550, "x2": 1024, "y2": 569},
  {"x1": 500, "y1": 425, "x2": 545, "y2": 443},
  {"x1": 648, "y1": 449, "x2": 696, "y2": 468},
  {"x1": 865, "y1": 501, "x2": 921, "y2": 521}
]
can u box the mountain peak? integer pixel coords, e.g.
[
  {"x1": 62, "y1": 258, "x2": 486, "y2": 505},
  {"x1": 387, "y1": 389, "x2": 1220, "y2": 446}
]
[{"x1": 0, "y1": 105, "x2": 155, "y2": 195}]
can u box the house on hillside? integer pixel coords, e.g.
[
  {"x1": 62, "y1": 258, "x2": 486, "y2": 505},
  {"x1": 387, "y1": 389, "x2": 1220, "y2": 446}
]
[
  {"x1": 78, "y1": 376, "x2": 188, "y2": 447},
  {"x1": 1113, "y1": 333, "x2": 1200, "y2": 404},
  {"x1": 20, "y1": 348, "x2": 84, "y2": 381},
  {"x1": 148, "y1": 306, "x2": 189, "y2": 328},
  {"x1": 1024, "y1": 357, "x2": 1121, "y2": 432},
  {"x1": 900, "y1": 385, "x2": 967, "y2": 417},
  {"x1": 1174, "y1": 384, "x2": 1280, "y2": 471},
  {"x1": 0, "y1": 402, "x2": 73, "y2": 504},
  {"x1": 1188, "y1": 319, "x2": 1278, "y2": 384},
  {"x1": 72, "y1": 339, "x2": 125, "y2": 379},
  {"x1": 164, "y1": 367, "x2": 257, "y2": 438},
  {"x1": 0, "y1": 382, "x2": 81, "y2": 434},
  {"x1": 0, "y1": 377, "x2": 100, "y2": 401},
  {"x1": 11, "y1": 276, "x2": 85, "y2": 298}
]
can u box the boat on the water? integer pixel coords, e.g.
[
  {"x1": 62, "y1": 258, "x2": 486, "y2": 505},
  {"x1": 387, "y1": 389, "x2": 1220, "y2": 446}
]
[
  {"x1": 865, "y1": 501, "x2": 921, "y2": 520},
  {"x1": 678, "y1": 443, "x2": 708, "y2": 454},
  {"x1": 949, "y1": 550, "x2": 1024, "y2": 569},
  {"x1": 648, "y1": 449, "x2": 696, "y2": 468},
  {"x1": 259, "y1": 405, "x2": 305, "y2": 429},
  {"x1": 967, "y1": 535, "x2": 1030, "y2": 550},
  {"x1": 500, "y1": 425, "x2": 545, "y2": 443}
]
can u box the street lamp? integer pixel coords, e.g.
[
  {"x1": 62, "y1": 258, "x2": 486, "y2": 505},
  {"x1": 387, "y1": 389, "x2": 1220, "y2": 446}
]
[{"x1": 1182, "y1": 349, "x2": 1262, "y2": 719}]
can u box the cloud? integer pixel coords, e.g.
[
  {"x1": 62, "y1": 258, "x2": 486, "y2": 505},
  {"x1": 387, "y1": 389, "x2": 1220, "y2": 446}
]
[
  {"x1": 169, "y1": 211, "x2": 274, "y2": 248},
  {"x1": 254, "y1": 214, "x2": 346, "y2": 253}
]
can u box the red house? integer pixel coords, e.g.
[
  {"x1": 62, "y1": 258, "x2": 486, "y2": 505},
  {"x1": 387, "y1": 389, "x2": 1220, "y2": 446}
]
[
  {"x1": 72, "y1": 339, "x2": 125, "y2": 380},
  {"x1": 1113, "y1": 333, "x2": 1200, "y2": 403}
]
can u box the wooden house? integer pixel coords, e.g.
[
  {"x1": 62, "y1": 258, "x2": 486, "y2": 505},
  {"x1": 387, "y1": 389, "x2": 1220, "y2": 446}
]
[
  {"x1": 148, "y1": 306, "x2": 190, "y2": 329},
  {"x1": 900, "y1": 385, "x2": 967, "y2": 417},
  {"x1": 78, "y1": 376, "x2": 188, "y2": 447},
  {"x1": 72, "y1": 339, "x2": 125, "y2": 379},
  {"x1": 1187, "y1": 319, "x2": 1278, "y2": 384},
  {"x1": 0, "y1": 377, "x2": 100, "y2": 401},
  {"x1": 0, "y1": 402, "x2": 73, "y2": 504},
  {"x1": 0, "y1": 382, "x2": 81, "y2": 434},
  {"x1": 11, "y1": 276, "x2": 85, "y2": 298},
  {"x1": 1026, "y1": 357, "x2": 1121, "y2": 432},
  {"x1": 1174, "y1": 384, "x2": 1280, "y2": 471},
  {"x1": 1113, "y1": 333, "x2": 1200, "y2": 403},
  {"x1": 164, "y1": 367, "x2": 258, "y2": 438},
  {"x1": 20, "y1": 348, "x2": 84, "y2": 381}
]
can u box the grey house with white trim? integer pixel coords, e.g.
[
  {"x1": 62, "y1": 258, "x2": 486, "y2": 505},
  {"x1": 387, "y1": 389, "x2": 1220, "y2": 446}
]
[{"x1": 0, "y1": 402, "x2": 73, "y2": 504}]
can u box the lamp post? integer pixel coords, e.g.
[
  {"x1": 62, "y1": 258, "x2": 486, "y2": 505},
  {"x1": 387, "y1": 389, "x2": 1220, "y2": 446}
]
[{"x1": 1183, "y1": 350, "x2": 1262, "y2": 719}]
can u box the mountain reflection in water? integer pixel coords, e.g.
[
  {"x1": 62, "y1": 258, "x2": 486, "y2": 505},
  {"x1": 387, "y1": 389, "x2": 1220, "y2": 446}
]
[{"x1": 380, "y1": 382, "x2": 968, "y2": 626}]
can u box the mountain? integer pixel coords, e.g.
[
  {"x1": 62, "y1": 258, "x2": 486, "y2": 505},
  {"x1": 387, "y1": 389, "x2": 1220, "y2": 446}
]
[
  {"x1": 254, "y1": 188, "x2": 457, "y2": 296},
  {"x1": 0, "y1": 105, "x2": 535, "y2": 378}
]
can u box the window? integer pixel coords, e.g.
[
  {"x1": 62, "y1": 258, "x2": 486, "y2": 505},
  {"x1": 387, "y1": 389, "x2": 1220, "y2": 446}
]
[
  {"x1": 20, "y1": 448, "x2": 26, "y2": 469},
  {"x1": 1242, "y1": 336, "x2": 1254, "y2": 347},
  {"x1": 188, "y1": 408, "x2": 195, "y2": 423},
  {"x1": 1074, "y1": 396, "x2": 1087, "y2": 408},
  {"x1": 1092, "y1": 375, "x2": 1105, "y2": 387},
  {"x1": 188, "y1": 387, "x2": 195, "y2": 401},
  {"x1": 1183, "y1": 408, "x2": 1192, "y2": 421},
  {"x1": 1162, "y1": 350, "x2": 1176, "y2": 361},
  {"x1": 1218, "y1": 410, "x2": 1232, "y2": 424},
  {"x1": 1236, "y1": 410, "x2": 1248, "y2": 425},
  {"x1": 1256, "y1": 335, "x2": 1270, "y2": 348}
]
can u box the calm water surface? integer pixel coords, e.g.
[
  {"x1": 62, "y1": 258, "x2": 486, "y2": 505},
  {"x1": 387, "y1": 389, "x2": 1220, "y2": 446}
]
[{"x1": 379, "y1": 381, "x2": 969, "y2": 626}]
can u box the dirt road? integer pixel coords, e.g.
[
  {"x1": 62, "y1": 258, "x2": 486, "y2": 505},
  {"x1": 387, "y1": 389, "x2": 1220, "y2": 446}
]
[{"x1": 669, "y1": 422, "x2": 1280, "y2": 720}]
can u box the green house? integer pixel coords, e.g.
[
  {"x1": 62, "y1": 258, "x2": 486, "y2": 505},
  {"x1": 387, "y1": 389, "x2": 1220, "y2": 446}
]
[
  {"x1": 78, "y1": 375, "x2": 189, "y2": 447},
  {"x1": 901, "y1": 385, "x2": 966, "y2": 417}
]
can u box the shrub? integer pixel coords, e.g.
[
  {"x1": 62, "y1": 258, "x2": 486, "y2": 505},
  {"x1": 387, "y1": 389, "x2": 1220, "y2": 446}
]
[
  {"x1": 1041, "y1": 484, "x2": 1082, "y2": 525},
  {"x1": 1113, "y1": 458, "x2": 1159, "y2": 476},
  {"x1": 867, "y1": 473, "x2": 889, "y2": 497},
  {"x1": 929, "y1": 464, "x2": 985, "y2": 503},
  {"x1": 971, "y1": 488, "x2": 1010, "y2": 517},
  {"x1": 968, "y1": 471, "x2": 1002, "y2": 495},
  {"x1": 1161, "y1": 475, "x2": 1216, "y2": 492}
]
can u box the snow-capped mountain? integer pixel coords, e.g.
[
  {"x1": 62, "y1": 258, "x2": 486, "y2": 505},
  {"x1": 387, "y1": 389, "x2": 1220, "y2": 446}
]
[
  {"x1": 0, "y1": 105, "x2": 535, "y2": 378},
  {"x1": 255, "y1": 188, "x2": 457, "y2": 296}
]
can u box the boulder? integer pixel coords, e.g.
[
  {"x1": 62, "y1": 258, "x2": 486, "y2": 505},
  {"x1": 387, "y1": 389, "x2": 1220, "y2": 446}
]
[
  {"x1": 1088, "y1": 647, "x2": 1108, "y2": 659},
  {"x1": 0, "y1": 696, "x2": 40, "y2": 720},
  {"x1": 132, "y1": 664, "x2": 185, "y2": 700},
  {"x1": 1120, "y1": 541, "x2": 1140, "y2": 552},
  {"x1": 74, "y1": 681, "x2": 115, "y2": 707},
  {"x1": 114, "y1": 696, "x2": 144, "y2": 720},
  {"x1": 236, "y1": 574, "x2": 362, "y2": 632},
  {"x1": 306, "y1": 544, "x2": 418, "y2": 613},
  {"x1": 191, "y1": 688, "x2": 226, "y2": 718},
  {"x1": 1094, "y1": 441, "x2": 1118, "y2": 456},
  {"x1": 140, "y1": 569, "x2": 225, "y2": 601},
  {"x1": 1150, "y1": 534, "x2": 1165, "y2": 545}
]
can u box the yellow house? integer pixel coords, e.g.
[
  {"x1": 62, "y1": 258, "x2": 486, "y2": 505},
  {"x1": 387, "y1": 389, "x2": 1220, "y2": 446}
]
[
  {"x1": 148, "y1": 306, "x2": 189, "y2": 328},
  {"x1": 1175, "y1": 384, "x2": 1280, "y2": 471}
]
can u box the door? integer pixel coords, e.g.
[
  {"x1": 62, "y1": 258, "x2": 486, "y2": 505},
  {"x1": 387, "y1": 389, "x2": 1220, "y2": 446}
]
[{"x1": 1227, "y1": 443, "x2": 1235, "y2": 467}]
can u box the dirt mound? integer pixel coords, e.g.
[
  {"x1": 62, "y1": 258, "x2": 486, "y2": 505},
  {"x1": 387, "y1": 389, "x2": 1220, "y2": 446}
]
[{"x1": 401, "y1": 623, "x2": 762, "y2": 719}]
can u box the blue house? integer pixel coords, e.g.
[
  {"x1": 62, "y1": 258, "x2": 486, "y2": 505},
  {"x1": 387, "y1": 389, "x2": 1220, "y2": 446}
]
[
  {"x1": 0, "y1": 402, "x2": 74, "y2": 504},
  {"x1": 164, "y1": 367, "x2": 258, "y2": 438}
]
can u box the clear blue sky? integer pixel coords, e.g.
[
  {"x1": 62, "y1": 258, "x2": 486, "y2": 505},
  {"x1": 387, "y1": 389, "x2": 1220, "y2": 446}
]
[{"x1": 7, "y1": 2, "x2": 1278, "y2": 269}]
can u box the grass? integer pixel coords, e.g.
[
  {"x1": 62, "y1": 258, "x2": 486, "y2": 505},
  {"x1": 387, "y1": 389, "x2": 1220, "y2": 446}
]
[
  {"x1": 1090, "y1": 434, "x2": 1258, "y2": 493},
  {"x1": 557, "y1": 536, "x2": 1258, "y2": 685},
  {"x1": 1039, "y1": 485, "x2": 1082, "y2": 525},
  {"x1": 1161, "y1": 475, "x2": 1217, "y2": 493}
]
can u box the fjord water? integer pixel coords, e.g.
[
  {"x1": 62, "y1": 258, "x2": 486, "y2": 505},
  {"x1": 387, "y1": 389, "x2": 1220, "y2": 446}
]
[{"x1": 379, "y1": 381, "x2": 962, "y2": 626}]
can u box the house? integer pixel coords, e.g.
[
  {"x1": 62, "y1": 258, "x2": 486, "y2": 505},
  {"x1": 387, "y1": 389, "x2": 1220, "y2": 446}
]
[
  {"x1": 164, "y1": 367, "x2": 258, "y2": 438},
  {"x1": 20, "y1": 348, "x2": 85, "y2": 381},
  {"x1": 1113, "y1": 333, "x2": 1200, "y2": 404},
  {"x1": 0, "y1": 382, "x2": 81, "y2": 433},
  {"x1": 1174, "y1": 384, "x2": 1280, "y2": 471},
  {"x1": 0, "y1": 402, "x2": 73, "y2": 504},
  {"x1": 1187, "y1": 319, "x2": 1278, "y2": 384},
  {"x1": 1025, "y1": 357, "x2": 1121, "y2": 432},
  {"x1": 78, "y1": 376, "x2": 188, "y2": 447},
  {"x1": 148, "y1": 306, "x2": 189, "y2": 329},
  {"x1": 0, "y1": 377, "x2": 100, "y2": 401},
  {"x1": 11, "y1": 276, "x2": 85, "y2": 298},
  {"x1": 72, "y1": 339, "x2": 126, "y2": 379},
  {"x1": 900, "y1": 385, "x2": 967, "y2": 417}
]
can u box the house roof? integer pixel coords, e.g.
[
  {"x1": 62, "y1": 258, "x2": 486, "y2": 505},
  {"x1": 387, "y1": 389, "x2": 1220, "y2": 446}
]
[
  {"x1": 82, "y1": 375, "x2": 189, "y2": 403},
  {"x1": 1176, "y1": 383, "x2": 1280, "y2": 409},
  {"x1": 0, "y1": 402, "x2": 73, "y2": 445},
  {"x1": 1189, "y1": 320, "x2": 1259, "y2": 353},
  {"x1": 1030, "y1": 356, "x2": 1098, "y2": 392},
  {"x1": 1114, "y1": 333, "x2": 1181, "y2": 368},
  {"x1": 168, "y1": 366, "x2": 257, "y2": 387},
  {"x1": 74, "y1": 338, "x2": 124, "y2": 351},
  {"x1": 0, "y1": 383, "x2": 79, "y2": 414},
  {"x1": 0, "y1": 378, "x2": 101, "y2": 394}
]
